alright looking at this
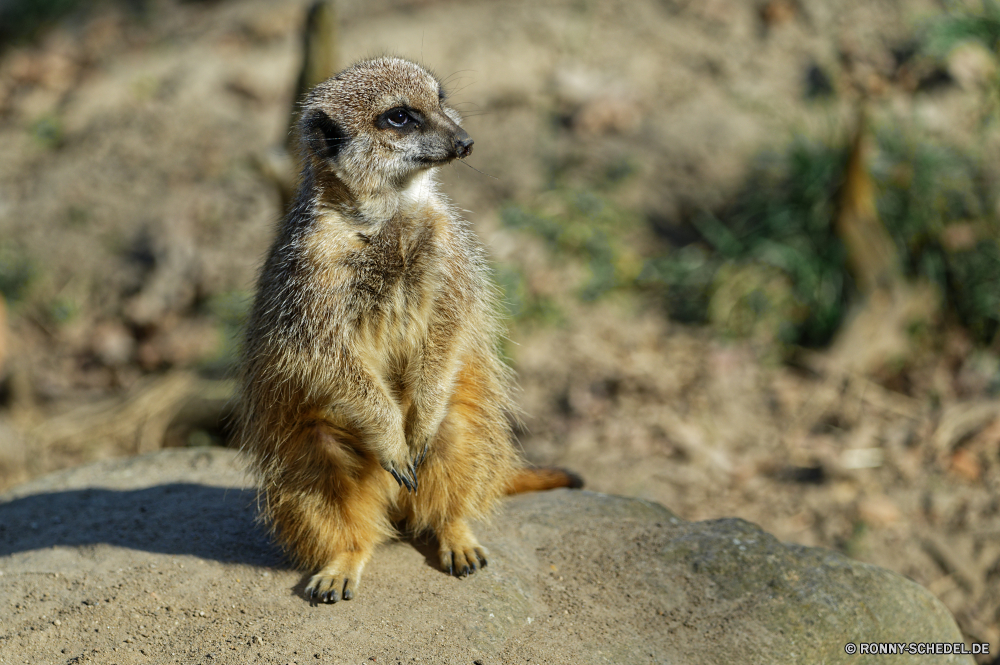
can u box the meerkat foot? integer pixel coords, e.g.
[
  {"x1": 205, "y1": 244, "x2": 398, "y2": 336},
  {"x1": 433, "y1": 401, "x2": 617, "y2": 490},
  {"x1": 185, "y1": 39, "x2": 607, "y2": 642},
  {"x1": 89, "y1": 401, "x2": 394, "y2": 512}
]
[
  {"x1": 440, "y1": 544, "x2": 488, "y2": 577},
  {"x1": 305, "y1": 551, "x2": 369, "y2": 603},
  {"x1": 436, "y1": 520, "x2": 488, "y2": 577}
]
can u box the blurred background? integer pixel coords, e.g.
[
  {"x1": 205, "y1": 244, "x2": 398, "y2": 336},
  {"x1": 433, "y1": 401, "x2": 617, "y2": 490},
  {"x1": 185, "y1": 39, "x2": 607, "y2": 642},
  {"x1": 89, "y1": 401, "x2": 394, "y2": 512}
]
[{"x1": 0, "y1": 0, "x2": 998, "y2": 656}]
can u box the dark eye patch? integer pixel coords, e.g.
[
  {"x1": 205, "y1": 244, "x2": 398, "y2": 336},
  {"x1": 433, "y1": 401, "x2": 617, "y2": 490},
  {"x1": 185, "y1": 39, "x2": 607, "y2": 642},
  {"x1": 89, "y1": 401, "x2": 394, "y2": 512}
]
[
  {"x1": 438, "y1": 87, "x2": 445, "y2": 102},
  {"x1": 302, "y1": 110, "x2": 349, "y2": 160}
]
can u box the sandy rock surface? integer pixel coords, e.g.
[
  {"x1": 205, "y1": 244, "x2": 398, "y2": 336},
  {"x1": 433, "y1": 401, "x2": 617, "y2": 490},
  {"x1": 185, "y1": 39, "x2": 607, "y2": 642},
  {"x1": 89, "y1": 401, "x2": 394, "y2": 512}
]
[{"x1": 0, "y1": 449, "x2": 972, "y2": 664}]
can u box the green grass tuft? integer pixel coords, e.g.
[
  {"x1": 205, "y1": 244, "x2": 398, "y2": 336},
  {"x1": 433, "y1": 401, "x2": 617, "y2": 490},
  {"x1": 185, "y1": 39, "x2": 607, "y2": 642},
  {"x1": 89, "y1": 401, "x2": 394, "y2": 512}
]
[
  {"x1": 500, "y1": 189, "x2": 645, "y2": 304},
  {"x1": 923, "y1": 0, "x2": 1000, "y2": 56},
  {"x1": 0, "y1": 246, "x2": 38, "y2": 305},
  {"x1": 643, "y1": 139, "x2": 850, "y2": 347},
  {"x1": 514, "y1": 133, "x2": 1000, "y2": 349}
]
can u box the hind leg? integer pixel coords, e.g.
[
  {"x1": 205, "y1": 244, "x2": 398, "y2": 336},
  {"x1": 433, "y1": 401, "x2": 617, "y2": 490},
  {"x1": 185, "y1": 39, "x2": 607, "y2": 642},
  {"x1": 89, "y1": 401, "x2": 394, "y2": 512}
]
[
  {"x1": 405, "y1": 417, "x2": 493, "y2": 576},
  {"x1": 403, "y1": 362, "x2": 518, "y2": 577},
  {"x1": 270, "y1": 427, "x2": 396, "y2": 602},
  {"x1": 304, "y1": 473, "x2": 396, "y2": 601}
]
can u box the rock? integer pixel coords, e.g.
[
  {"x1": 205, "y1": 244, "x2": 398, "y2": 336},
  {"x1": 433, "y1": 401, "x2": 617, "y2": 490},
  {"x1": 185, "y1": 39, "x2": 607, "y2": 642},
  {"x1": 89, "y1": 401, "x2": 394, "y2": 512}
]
[{"x1": 0, "y1": 449, "x2": 973, "y2": 664}]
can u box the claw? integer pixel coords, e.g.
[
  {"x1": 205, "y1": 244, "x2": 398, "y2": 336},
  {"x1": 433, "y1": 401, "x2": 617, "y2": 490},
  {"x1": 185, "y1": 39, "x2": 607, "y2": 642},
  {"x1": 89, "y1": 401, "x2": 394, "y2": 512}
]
[
  {"x1": 400, "y1": 473, "x2": 413, "y2": 493},
  {"x1": 388, "y1": 468, "x2": 403, "y2": 487}
]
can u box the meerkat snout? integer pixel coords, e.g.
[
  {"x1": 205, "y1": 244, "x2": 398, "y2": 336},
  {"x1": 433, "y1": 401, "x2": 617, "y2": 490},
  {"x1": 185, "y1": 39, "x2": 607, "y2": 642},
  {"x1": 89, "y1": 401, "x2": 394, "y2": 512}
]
[{"x1": 455, "y1": 131, "x2": 474, "y2": 159}]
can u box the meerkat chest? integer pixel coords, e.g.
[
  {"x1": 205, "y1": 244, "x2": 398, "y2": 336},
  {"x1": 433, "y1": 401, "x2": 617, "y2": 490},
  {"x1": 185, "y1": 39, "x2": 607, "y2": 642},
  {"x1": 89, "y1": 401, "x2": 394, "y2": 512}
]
[{"x1": 343, "y1": 214, "x2": 456, "y2": 345}]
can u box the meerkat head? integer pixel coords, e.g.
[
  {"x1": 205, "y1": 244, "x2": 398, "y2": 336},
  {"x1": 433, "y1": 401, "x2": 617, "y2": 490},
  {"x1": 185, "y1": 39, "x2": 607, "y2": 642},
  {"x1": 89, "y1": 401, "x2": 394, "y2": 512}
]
[{"x1": 299, "y1": 57, "x2": 472, "y2": 201}]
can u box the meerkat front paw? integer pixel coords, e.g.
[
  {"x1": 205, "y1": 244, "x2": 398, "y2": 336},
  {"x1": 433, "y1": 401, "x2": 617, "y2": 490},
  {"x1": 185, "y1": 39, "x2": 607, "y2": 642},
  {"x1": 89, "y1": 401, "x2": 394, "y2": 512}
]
[
  {"x1": 305, "y1": 552, "x2": 368, "y2": 603},
  {"x1": 381, "y1": 459, "x2": 417, "y2": 492},
  {"x1": 380, "y1": 444, "x2": 428, "y2": 493}
]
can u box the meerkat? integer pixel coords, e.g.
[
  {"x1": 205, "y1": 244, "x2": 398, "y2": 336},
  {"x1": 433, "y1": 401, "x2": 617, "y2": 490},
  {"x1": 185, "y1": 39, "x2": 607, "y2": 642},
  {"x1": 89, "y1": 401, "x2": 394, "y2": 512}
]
[{"x1": 237, "y1": 57, "x2": 581, "y2": 603}]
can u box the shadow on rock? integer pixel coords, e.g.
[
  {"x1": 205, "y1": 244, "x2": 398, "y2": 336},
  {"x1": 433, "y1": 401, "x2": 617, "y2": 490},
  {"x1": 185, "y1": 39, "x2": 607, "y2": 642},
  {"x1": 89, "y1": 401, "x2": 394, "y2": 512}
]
[{"x1": 0, "y1": 483, "x2": 287, "y2": 567}]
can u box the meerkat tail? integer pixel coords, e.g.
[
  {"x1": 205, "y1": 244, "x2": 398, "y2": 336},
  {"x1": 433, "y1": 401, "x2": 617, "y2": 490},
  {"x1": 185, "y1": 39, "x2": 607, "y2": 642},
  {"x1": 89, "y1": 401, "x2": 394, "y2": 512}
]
[{"x1": 504, "y1": 467, "x2": 584, "y2": 495}]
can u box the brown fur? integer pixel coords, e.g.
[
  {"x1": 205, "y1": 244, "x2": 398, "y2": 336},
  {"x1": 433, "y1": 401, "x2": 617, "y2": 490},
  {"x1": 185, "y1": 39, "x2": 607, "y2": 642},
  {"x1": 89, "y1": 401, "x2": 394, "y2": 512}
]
[
  {"x1": 236, "y1": 57, "x2": 579, "y2": 603},
  {"x1": 506, "y1": 467, "x2": 583, "y2": 494}
]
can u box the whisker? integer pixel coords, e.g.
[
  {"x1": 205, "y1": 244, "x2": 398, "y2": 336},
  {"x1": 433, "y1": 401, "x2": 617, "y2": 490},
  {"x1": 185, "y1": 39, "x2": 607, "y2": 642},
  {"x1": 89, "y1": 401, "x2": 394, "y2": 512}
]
[
  {"x1": 451, "y1": 102, "x2": 486, "y2": 112},
  {"x1": 442, "y1": 70, "x2": 477, "y2": 86},
  {"x1": 449, "y1": 82, "x2": 476, "y2": 96},
  {"x1": 459, "y1": 160, "x2": 499, "y2": 180}
]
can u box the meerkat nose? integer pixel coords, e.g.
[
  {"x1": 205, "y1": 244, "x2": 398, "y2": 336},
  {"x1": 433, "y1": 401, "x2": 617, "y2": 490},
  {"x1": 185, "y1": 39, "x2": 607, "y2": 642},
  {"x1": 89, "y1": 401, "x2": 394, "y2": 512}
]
[{"x1": 454, "y1": 132, "x2": 474, "y2": 159}]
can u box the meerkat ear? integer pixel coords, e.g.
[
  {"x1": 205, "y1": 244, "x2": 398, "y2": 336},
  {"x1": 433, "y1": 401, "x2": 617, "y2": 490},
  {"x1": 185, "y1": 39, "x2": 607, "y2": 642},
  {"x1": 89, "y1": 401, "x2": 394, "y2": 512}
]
[{"x1": 302, "y1": 110, "x2": 349, "y2": 161}]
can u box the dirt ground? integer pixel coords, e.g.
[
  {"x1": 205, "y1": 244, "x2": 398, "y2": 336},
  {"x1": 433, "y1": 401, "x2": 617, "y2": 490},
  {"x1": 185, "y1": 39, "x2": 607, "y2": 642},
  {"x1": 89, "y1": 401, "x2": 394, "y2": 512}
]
[{"x1": 0, "y1": 0, "x2": 999, "y2": 660}]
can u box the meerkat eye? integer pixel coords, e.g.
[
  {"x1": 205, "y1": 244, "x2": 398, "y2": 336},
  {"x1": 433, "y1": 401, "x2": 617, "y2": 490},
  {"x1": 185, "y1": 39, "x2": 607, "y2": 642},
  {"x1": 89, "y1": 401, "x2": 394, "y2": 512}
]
[
  {"x1": 386, "y1": 109, "x2": 411, "y2": 127},
  {"x1": 377, "y1": 107, "x2": 422, "y2": 131}
]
